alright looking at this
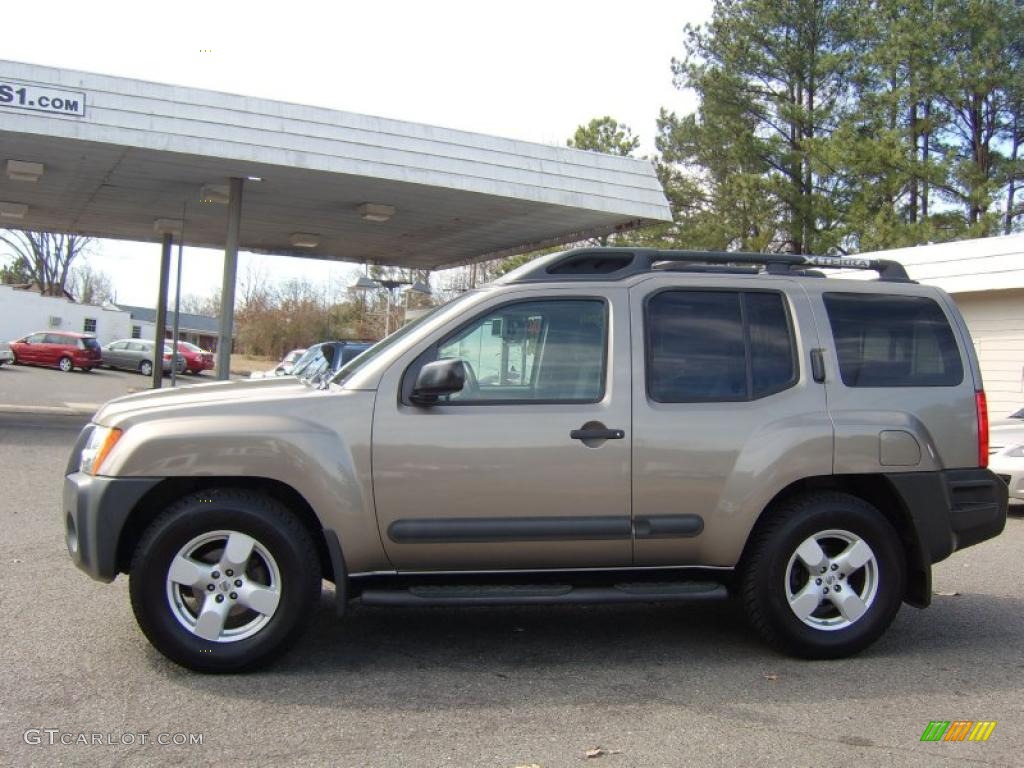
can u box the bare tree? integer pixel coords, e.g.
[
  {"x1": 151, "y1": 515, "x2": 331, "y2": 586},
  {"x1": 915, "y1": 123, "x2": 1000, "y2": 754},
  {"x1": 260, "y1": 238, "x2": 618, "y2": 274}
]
[
  {"x1": 69, "y1": 261, "x2": 117, "y2": 305},
  {"x1": 0, "y1": 230, "x2": 92, "y2": 296}
]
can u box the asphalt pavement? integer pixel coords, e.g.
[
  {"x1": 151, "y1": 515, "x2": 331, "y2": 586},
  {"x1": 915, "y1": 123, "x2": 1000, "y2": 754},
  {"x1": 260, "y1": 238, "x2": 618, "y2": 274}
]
[
  {"x1": 0, "y1": 362, "x2": 210, "y2": 415},
  {"x1": 1, "y1": 411, "x2": 1022, "y2": 767}
]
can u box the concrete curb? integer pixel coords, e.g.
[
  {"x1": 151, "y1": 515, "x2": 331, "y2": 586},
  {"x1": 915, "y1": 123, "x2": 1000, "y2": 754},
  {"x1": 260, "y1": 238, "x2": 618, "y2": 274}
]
[{"x1": 0, "y1": 404, "x2": 98, "y2": 416}]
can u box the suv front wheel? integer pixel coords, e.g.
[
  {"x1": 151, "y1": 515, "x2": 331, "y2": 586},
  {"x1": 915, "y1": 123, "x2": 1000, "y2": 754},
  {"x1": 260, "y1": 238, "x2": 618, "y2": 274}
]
[
  {"x1": 129, "y1": 489, "x2": 321, "y2": 672},
  {"x1": 741, "y1": 492, "x2": 905, "y2": 659}
]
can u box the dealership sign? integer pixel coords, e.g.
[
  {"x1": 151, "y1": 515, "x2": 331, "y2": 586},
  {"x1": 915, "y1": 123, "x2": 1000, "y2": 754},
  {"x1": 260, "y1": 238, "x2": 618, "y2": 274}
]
[{"x1": 0, "y1": 79, "x2": 85, "y2": 117}]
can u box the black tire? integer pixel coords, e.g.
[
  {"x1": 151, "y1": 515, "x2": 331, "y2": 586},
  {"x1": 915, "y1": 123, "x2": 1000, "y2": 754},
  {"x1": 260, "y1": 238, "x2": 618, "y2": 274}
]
[
  {"x1": 741, "y1": 491, "x2": 905, "y2": 659},
  {"x1": 139, "y1": 360, "x2": 153, "y2": 377},
  {"x1": 58, "y1": 356, "x2": 74, "y2": 372},
  {"x1": 129, "y1": 488, "x2": 321, "y2": 672}
]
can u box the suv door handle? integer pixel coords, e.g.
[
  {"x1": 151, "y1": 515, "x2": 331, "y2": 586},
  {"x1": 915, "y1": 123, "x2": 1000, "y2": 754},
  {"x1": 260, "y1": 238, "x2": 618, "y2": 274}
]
[{"x1": 570, "y1": 427, "x2": 625, "y2": 441}]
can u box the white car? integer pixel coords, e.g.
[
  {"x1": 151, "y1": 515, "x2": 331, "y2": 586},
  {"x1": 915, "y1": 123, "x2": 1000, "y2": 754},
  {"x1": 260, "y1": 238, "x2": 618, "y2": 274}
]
[
  {"x1": 989, "y1": 422, "x2": 1024, "y2": 508},
  {"x1": 250, "y1": 348, "x2": 307, "y2": 379}
]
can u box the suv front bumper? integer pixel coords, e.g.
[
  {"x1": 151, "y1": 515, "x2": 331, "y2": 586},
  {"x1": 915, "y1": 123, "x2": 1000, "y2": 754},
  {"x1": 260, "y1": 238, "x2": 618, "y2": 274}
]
[{"x1": 63, "y1": 472, "x2": 160, "y2": 582}]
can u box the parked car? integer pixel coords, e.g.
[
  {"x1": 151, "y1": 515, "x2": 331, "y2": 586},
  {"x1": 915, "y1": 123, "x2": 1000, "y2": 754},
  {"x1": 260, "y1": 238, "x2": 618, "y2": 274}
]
[
  {"x1": 290, "y1": 341, "x2": 373, "y2": 382},
  {"x1": 173, "y1": 341, "x2": 215, "y2": 375},
  {"x1": 989, "y1": 423, "x2": 1024, "y2": 508},
  {"x1": 250, "y1": 348, "x2": 307, "y2": 379},
  {"x1": 63, "y1": 247, "x2": 1007, "y2": 672},
  {"x1": 0, "y1": 340, "x2": 13, "y2": 366},
  {"x1": 101, "y1": 339, "x2": 185, "y2": 376},
  {"x1": 992, "y1": 405, "x2": 1024, "y2": 427},
  {"x1": 10, "y1": 331, "x2": 101, "y2": 371}
]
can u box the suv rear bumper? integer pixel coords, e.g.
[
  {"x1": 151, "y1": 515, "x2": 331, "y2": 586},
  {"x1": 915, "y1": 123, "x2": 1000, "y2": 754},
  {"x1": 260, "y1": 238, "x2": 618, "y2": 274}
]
[
  {"x1": 886, "y1": 468, "x2": 1007, "y2": 606},
  {"x1": 63, "y1": 472, "x2": 160, "y2": 582},
  {"x1": 887, "y1": 468, "x2": 1007, "y2": 562}
]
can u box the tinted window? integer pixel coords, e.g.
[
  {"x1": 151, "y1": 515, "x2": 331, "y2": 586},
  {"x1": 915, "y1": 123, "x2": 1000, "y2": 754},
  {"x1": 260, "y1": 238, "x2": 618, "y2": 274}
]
[
  {"x1": 824, "y1": 293, "x2": 963, "y2": 387},
  {"x1": 747, "y1": 292, "x2": 796, "y2": 397},
  {"x1": 646, "y1": 291, "x2": 796, "y2": 402},
  {"x1": 44, "y1": 333, "x2": 66, "y2": 344},
  {"x1": 432, "y1": 299, "x2": 606, "y2": 403},
  {"x1": 81, "y1": 338, "x2": 100, "y2": 350}
]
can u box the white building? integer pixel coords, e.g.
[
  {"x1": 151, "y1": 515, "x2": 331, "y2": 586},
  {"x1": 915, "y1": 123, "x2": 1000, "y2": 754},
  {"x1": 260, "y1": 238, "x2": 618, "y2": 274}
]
[
  {"x1": 0, "y1": 284, "x2": 130, "y2": 345},
  {"x1": 861, "y1": 233, "x2": 1024, "y2": 418}
]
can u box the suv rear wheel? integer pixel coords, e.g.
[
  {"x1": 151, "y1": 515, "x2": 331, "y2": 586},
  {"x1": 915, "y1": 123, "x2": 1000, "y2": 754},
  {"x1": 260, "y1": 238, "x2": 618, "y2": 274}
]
[
  {"x1": 129, "y1": 489, "x2": 321, "y2": 672},
  {"x1": 741, "y1": 492, "x2": 905, "y2": 659}
]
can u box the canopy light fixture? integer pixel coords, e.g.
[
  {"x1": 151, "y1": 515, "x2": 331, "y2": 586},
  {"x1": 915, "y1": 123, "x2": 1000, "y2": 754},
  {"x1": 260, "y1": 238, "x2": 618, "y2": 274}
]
[
  {"x1": 246, "y1": 175, "x2": 263, "y2": 182},
  {"x1": 199, "y1": 184, "x2": 229, "y2": 204},
  {"x1": 289, "y1": 233, "x2": 319, "y2": 248},
  {"x1": 350, "y1": 276, "x2": 380, "y2": 291},
  {"x1": 6, "y1": 160, "x2": 43, "y2": 183},
  {"x1": 0, "y1": 201, "x2": 28, "y2": 219},
  {"x1": 357, "y1": 202, "x2": 395, "y2": 222},
  {"x1": 153, "y1": 218, "x2": 184, "y2": 235},
  {"x1": 409, "y1": 280, "x2": 432, "y2": 295}
]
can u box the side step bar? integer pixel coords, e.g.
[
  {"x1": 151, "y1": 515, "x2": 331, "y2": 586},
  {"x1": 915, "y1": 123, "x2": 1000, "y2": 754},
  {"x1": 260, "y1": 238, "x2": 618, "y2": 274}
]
[{"x1": 359, "y1": 581, "x2": 728, "y2": 607}]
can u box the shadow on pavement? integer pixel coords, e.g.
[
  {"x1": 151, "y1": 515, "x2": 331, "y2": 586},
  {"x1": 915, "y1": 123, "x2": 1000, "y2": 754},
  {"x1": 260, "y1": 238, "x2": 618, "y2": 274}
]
[{"x1": 147, "y1": 589, "x2": 1024, "y2": 710}]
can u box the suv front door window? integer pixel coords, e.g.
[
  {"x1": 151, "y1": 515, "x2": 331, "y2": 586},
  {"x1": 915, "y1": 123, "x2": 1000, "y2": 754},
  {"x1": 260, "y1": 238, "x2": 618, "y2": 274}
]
[{"x1": 432, "y1": 299, "x2": 606, "y2": 403}]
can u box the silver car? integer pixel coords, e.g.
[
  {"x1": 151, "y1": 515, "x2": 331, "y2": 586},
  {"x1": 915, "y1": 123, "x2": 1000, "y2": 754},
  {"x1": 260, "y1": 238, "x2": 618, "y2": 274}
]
[
  {"x1": 0, "y1": 340, "x2": 13, "y2": 366},
  {"x1": 989, "y1": 421, "x2": 1024, "y2": 508},
  {"x1": 101, "y1": 339, "x2": 185, "y2": 376}
]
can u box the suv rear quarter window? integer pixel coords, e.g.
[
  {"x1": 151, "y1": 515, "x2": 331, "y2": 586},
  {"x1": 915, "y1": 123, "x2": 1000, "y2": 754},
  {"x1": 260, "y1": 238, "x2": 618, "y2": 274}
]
[{"x1": 823, "y1": 292, "x2": 964, "y2": 387}]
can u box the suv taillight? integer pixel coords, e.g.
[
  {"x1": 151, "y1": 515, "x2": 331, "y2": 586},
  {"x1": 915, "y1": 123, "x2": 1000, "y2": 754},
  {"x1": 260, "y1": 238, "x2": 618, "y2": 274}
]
[{"x1": 976, "y1": 390, "x2": 989, "y2": 468}]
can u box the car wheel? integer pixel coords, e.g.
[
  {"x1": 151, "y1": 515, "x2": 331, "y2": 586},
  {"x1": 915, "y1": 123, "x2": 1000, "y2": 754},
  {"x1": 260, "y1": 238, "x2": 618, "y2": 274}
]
[
  {"x1": 129, "y1": 488, "x2": 321, "y2": 672},
  {"x1": 741, "y1": 491, "x2": 905, "y2": 659},
  {"x1": 58, "y1": 356, "x2": 74, "y2": 372},
  {"x1": 139, "y1": 360, "x2": 153, "y2": 377}
]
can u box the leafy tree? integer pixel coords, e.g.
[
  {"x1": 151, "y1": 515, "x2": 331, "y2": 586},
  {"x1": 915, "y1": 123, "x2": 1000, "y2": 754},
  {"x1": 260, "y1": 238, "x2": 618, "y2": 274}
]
[
  {"x1": 665, "y1": 0, "x2": 862, "y2": 254},
  {"x1": 0, "y1": 254, "x2": 33, "y2": 284},
  {"x1": 567, "y1": 117, "x2": 641, "y2": 156},
  {"x1": 930, "y1": 0, "x2": 1023, "y2": 233}
]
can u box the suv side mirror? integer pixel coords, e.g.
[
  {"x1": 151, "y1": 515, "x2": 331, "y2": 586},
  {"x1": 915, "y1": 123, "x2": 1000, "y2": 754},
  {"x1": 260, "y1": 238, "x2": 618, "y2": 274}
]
[{"x1": 411, "y1": 359, "x2": 465, "y2": 405}]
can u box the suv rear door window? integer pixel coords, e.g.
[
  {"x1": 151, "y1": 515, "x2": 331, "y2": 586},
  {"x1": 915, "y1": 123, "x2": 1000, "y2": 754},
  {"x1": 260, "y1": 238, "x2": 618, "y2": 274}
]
[
  {"x1": 646, "y1": 290, "x2": 796, "y2": 402},
  {"x1": 823, "y1": 293, "x2": 963, "y2": 387}
]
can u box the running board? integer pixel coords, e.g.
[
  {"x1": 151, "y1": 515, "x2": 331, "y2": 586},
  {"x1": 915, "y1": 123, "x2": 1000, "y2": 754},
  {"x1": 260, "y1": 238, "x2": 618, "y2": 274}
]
[{"x1": 359, "y1": 581, "x2": 728, "y2": 607}]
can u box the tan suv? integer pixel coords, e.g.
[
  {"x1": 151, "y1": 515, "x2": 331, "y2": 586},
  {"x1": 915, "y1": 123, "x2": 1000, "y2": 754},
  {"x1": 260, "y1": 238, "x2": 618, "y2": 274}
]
[{"x1": 63, "y1": 248, "x2": 1008, "y2": 671}]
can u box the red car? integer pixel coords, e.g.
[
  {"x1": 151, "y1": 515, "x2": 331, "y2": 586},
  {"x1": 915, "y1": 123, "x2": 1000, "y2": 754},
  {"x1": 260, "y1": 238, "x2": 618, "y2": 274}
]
[
  {"x1": 174, "y1": 341, "x2": 215, "y2": 374},
  {"x1": 10, "y1": 331, "x2": 102, "y2": 372}
]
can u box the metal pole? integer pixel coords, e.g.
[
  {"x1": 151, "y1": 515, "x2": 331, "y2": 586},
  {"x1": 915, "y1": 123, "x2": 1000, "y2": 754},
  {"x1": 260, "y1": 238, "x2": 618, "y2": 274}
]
[
  {"x1": 170, "y1": 231, "x2": 184, "y2": 387},
  {"x1": 216, "y1": 177, "x2": 244, "y2": 380},
  {"x1": 152, "y1": 232, "x2": 173, "y2": 389}
]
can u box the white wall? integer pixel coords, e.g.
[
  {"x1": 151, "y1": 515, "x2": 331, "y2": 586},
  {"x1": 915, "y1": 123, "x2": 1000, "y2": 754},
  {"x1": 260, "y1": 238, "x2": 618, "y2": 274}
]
[
  {"x1": 0, "y1": 285, "x2": 131, "y2": 345},
  {"x1": 860, "y1": 232, "x2": 1024, "y2": 294},
  {"x1": 952, "y1": 290, "x2": 1024, "y2": 419}
]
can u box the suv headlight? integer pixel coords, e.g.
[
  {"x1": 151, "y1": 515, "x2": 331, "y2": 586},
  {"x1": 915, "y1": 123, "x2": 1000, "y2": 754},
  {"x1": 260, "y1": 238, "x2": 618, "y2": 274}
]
[
  {"x1": 1006, "y1": 444, "x2": 1024, "y2": 458},
  {"x1": 80, "y1": 426, "x2": 123, "y2": 475}
]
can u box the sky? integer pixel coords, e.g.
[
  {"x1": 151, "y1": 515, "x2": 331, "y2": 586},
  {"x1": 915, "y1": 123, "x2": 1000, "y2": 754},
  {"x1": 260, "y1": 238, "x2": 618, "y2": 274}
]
[{"x1": 5, "y1": 0, "x2": 713, "y2": 307}]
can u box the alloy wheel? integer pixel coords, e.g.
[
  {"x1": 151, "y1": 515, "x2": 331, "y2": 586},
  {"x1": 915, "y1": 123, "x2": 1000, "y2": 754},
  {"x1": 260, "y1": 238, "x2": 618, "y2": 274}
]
[{"x1": 783, "y1": 528, "x2": 879, "y2": 631}]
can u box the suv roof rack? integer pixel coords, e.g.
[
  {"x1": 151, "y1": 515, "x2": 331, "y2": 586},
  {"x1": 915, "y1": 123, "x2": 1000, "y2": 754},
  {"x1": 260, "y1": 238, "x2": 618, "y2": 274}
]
[{"x1": 499, "y1": 247, "x2": 912, "y2": 284}]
